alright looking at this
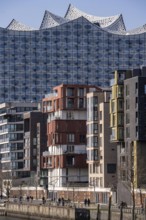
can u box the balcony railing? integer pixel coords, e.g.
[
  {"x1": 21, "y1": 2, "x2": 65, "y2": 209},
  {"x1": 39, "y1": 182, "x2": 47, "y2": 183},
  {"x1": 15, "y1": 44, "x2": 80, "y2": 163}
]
[
  {"x1": 0, "y1": 147, "x2": 10, "y2": 153},
  {"x1": 1, "y1": 157, "x2": 11, "y2": 161},
  {"x1": 45, "y1": 92, "x2": 58, "y2": 98},
  {"x1": 0, "y1": 119, "x2": 7, "y2": 124},
  {"x1": 0, "y1": 138, "x2": 9, "y2": 143},
  {"x1": 0, "y1": 128, "x2": 8, "y2": 134},
  {"x1": 63, "y1": 150, "x2": 86, "y2": 154}
]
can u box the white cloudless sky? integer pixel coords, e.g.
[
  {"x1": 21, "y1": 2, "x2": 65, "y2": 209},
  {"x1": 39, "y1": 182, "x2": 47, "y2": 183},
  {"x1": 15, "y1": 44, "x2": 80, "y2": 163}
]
[{"x1": 0, "y1": 0, "x2": 145, "y2": 30}]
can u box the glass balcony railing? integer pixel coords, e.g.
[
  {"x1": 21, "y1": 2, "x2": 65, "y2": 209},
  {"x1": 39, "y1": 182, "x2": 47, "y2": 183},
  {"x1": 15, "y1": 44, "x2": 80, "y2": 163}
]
[
  {"x1": 0, "y1": 138, "x2": 9, "y2": 143},
  {"x1": 0, "y1": 147, "x2": 10, "y2": 153},
  {"x1": 0, "y1": 128, "x2": 8, "y2": 134},
  {"x1": 1, "y1": 157, "x2": 11, "y2": 161},
  {"x1": 45, "y1": 92, "x2": 58, "y2": 98}
]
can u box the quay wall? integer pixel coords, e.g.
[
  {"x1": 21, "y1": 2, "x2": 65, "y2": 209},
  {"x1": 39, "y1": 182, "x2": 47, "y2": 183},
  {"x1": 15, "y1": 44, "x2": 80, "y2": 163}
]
[
  {"x1": 6, "y1": 203, "x2": 75, "y2": 220},
  {"x1": 5, "y1": 203, "x2": 144, "y2": 220}
]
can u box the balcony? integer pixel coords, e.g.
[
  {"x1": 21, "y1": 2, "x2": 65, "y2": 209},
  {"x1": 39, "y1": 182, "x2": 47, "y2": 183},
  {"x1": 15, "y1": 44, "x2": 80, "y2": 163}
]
[
  {"x1": 45, "y1": 92, "x2": 58, "y2": 98},
  {"x1": 63, "y1": 150, "x2": 86, "y2": 154},
  {"x1": 110, "y1": 134, "x2": 115, "y2": 141},
  {"x1": 0, "y1": 138, "x2": 9, "y2": 143},
  {"x1": 0, "y1": 119, "x2": 7, "y2": 124},
  {"x1": 1, "y1": 157, "x2": 11, "y2": 162},
  {"x1": 0, "y1": 128, "x2": 8, "y2": 134},
  {"x1": 0, "y1": 147, "x2": 10, "y2": 153}
]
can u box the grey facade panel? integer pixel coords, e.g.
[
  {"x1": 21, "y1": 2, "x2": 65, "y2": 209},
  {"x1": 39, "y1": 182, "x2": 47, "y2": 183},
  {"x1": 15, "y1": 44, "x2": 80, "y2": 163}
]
[{"x1": 0, "y1": 17, "x2": 146, "y2": 103}]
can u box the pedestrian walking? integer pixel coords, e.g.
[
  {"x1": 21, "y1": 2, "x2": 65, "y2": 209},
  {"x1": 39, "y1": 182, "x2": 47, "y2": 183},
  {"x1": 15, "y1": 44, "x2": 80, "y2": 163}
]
[
  {"x1": 84, "y1": 198, "x2": 87, "y2": 206},
  {"x1": 87, "y1": 198, "x2": 90, "y2": 206}
]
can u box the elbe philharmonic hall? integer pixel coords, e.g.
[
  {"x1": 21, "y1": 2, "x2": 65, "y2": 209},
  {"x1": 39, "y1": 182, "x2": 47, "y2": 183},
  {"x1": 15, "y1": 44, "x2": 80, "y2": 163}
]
[{"x1": 0, "y1": 4, "x2": 146, "y2": 103}]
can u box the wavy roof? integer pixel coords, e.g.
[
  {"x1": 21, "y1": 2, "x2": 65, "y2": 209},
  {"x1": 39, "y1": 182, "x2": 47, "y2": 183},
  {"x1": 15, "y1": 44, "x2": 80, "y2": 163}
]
[
  {"x1": 7, "y1": 19, "x2": 34, "y2": 31},
  {"x1": 4, "y1": 5, "x2": 146, "y2": 35},
  {"x1": 65, "y1": 4, "x2": 125, "y2": 31},
  {"x1": 40, "y1": 10, "x2": 69, "y2": 29}
]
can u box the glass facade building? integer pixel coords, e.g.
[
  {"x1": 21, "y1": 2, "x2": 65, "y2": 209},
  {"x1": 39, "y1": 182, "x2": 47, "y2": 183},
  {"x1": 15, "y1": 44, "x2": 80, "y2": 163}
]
[{"x1": 0, "y1": 4, "x2": 146, "y2": 103}]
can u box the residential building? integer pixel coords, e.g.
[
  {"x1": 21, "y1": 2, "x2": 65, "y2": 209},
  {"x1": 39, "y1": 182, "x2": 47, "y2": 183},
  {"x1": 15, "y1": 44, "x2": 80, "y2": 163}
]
[
  {"x1": 23, "y1": 111, "x2": 47, "y2": 187},
  {"x1": 0, "y1": 5, "x2": 146, "y2": 102},
  {"x1": 42, "y1": 84, "x2": 98, "y2": 197},
  {"x1": 0, "y1": 102, "x2": 37, "y2": 179},
  {"x1": 110, "y1": 67, "x2": 146, "y2": 204},
  {"x1": 87, "y1": 88, "x2": 117, "y2": 202}
]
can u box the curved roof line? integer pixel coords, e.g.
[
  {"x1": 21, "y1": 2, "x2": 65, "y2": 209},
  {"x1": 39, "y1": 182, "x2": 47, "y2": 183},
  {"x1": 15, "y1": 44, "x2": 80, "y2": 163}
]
[
  {"x1": 104, "y1": 14, "x2": 126, "y2": 32},
  {"x1": 7, "y1": 19, "x2": 34, "y2": 31},
  {"x1": 64, "y1": 4, "x2": 125, "y2": 30},
  {"x1": 40, "y1": 10, "x2": 68, "y2": 29},
  {"x1": 126, "y1": 24, "x2": 146, "y2": 35}
]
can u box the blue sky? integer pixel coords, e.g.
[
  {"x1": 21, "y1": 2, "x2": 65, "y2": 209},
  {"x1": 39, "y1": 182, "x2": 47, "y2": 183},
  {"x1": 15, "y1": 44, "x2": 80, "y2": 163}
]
[{"x1": 0, "y1": 0, "x2": 146, "y2": 30}]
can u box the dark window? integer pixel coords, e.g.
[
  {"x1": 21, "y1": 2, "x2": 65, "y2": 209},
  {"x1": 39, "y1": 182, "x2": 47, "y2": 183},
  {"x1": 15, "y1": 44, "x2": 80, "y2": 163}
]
[
  {"x1": 66, "y1": 156, "x2": 75, "y2": 166},
  {"x1": 67, "y1": 88, "x2": 74, "y2": 96},
  {"x1": 67, "y1": 98, "x2": 74, "y2": 108},
  {"x1": 79, "y1": 135, "x2": 86, "y2": 143},
  {"x1": 107, "y1": 164, "x2": 116, "y2": 174},
  {"x1": 79, "y1": 98, "x2": 84, "y2": 108}
]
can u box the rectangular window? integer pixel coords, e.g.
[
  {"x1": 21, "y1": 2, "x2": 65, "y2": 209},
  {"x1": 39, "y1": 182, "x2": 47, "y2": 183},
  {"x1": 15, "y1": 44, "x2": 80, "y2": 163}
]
[
  {"x1": 126, "y1": 127, "x2": 130, "y2": 138},
  {"x1": 99, "y1": 111, "x2": 102, "y2": 120},
  {"x1": 66, "y1": 111, "x2": 74, "y2": 119},
  {"x1": 107, "y1": 163, "x2": 116, "y2": 174},
  {"x1": 33, "y1": 148, "x2": 37, "y2": 156},
  {"x1": 126, "y1": 113, "x2": 130, "y2": 124},
  {"x1": 144, "y1": 85, "x2": 146, "y2": 94},
  {"x1": 118, "y1": 113, "x2": 123, "y2": 125},
  {"x1": 67, "y1": 145, "x2": 74, "y2": 152},
  {"x1": 135, "y1": 111, "x2": 138, "y2": 123},
  {"x1": 126, "y1": 85, "x2": 129, "y2": 96},
  {"x1": 67, "y1": 88, "x2": 74, "y2": 96},
  {"x1": 99, "y1": 124, "x2": 102, "y2": 133},
  {"x1": 135, "y1": 97, "x2": 138, "y2": 107},
  {"x1": 94, "y1": 149, "x2": 98, "y2": 160},
  {"x1": 78, "y1": 88, "x2": 84, "y2": 96},
  {"x1": 79, "y1": 135, "x2": 86, "y2": 143},
  {"x1": 117, "y1": 86, "x2": 123, "y2": 98},
  {"x1": 94, "y1": 136, "x2": 98, "y2": 146},
  {"x1": 67, "y1": 134, "x2": 75, "y2": 143},
  {"x1": 135, "y1": 82, "x2": 138, "y2": 93},
  {"x1": 33, "y1": 138, "x2": 37, "y2": 145},
  {"x1": 94, "y1": 123, "x2": 98, "y2": 133},
  {"x1": 118, "y1": 100, "x2": 124, "y2": 110},
  {"x1": 78, "y1": 98, "x2": 84, "y2": 108},
  {"x1": 66, "y1": 156, "x2": 75, "y2": 166},
  {"x1": 135, "y1": 126, "x2": 138, "y2": 138},
  {"x1": 118, "y1": 128, "x2": 124, "y2": 140},
  {"x1": 111, "y1": 101, "x2": 115, "y2": 112},
  {"x1": 126, "y1": 99, "x2": 130, "y2": 110},
  {"x1": 67, "y1": 98, "x2": 74, "y2": 108}
]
